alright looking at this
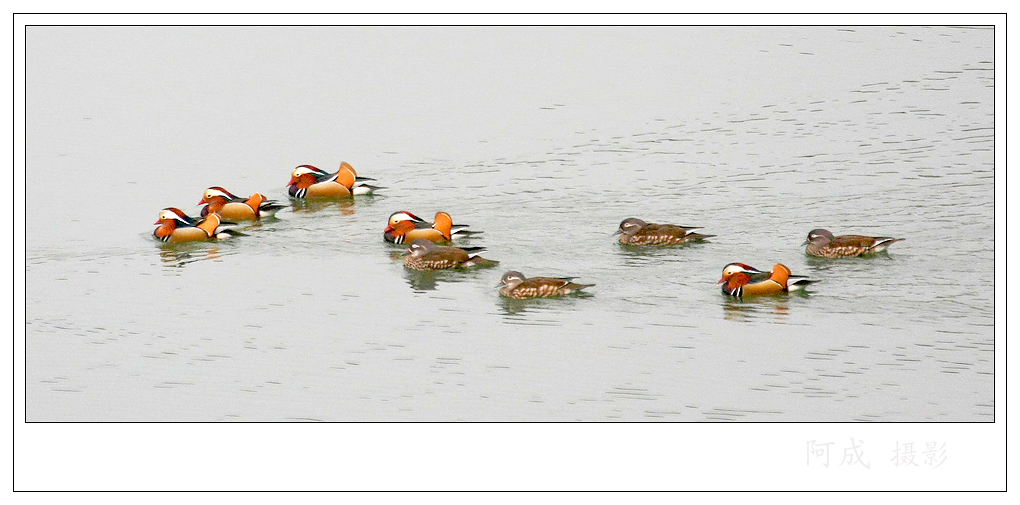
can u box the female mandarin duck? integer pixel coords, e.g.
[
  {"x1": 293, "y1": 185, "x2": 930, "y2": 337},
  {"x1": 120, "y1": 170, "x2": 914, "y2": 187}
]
[
  {"x1": 402, "y1": 238, "x2": 498, "y2": 271},
  {"x1": 718, "y1": 263, "x2": 816, "y2": 297},
  {"x1": 198, "y1": 187, "x2": 285, "y2": 220},
  {"x1": 803, "y1": 228, "x2": 904, "y2": 258},
  {"x1": 287, "y1": 162, "x2": 380, "y2": 198},
  {"x1": 497, "y1": 271, "x2": 594, "y2": 299},
  {"x1": 384, "y1": 211, "x2": 481, "y2": 244},
  {"x1": 614, "y1": 218, "x2": 713, "y2": 245},
  {"x1": 153, "y1": 208, "x2": 243, "y2": 243}
]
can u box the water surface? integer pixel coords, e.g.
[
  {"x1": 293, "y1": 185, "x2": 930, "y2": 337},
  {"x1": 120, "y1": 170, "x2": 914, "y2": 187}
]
[{"x1": 25, "y1": 26, "x2": 994, "y2": 421}]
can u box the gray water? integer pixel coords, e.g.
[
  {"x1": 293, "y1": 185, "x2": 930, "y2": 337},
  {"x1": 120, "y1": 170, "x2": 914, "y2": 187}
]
[{"x1": 25, "y1": 26, "x2": 995, "y2": 422}]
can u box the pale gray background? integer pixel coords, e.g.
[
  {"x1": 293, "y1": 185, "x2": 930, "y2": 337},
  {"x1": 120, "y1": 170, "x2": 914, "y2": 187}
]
[{"x1": 26, "y1": 26, "x2": 994, "y2": 421}]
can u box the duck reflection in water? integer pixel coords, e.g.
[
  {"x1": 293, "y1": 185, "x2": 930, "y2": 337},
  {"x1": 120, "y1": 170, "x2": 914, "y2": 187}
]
[
  {"x1": 157, "y1": 243, "x2": 226, "y2": 268},
  {"x1": 289, "y1": 197, "x2": 358, "y2": 216},
  {"x1": 498, "y1": 290, "x2": 595, "y2": 317},
  {"x1": 404, "y1": 268, "x2": 440, "y2": 291},
  {"x1": 616, "y1": 241, "x2": 690, "y2": 263},
  {"x1": 804, "y1": 253, "x2": 897, "y2": 276},
  {"x1": 402, "y1": 268, "x2": 480, "y2": 292},
  {"x1": 722, "y1": 294, "x2": 802, "y2": 323}
]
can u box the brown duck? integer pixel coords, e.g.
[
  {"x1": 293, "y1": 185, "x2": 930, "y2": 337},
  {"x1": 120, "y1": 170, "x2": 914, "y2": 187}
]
[
  {"x1": 614, "y1": 218, "x2": 713, "y2": 245},
  {"x1": 803, "y1": 229, "x2": 903, "y2": 258},
  {"x1": 402, "y1": 239, "x2": 497, "y2": 271},
  {"x1": 497, "y1": 271, "x2": 594, "y2": 299}
]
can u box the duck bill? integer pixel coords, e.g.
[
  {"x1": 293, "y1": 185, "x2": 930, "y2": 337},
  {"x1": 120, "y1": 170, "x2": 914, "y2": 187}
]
[
  {"x1": 612, "y1": 229, "x2": 622, "y2": 236},
  {"x1": 717, "y1": 277, "x2": 726, "y2": 284}
]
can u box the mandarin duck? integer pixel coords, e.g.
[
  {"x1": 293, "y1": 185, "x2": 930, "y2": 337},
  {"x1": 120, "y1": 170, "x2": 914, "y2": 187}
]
[
  {"x1": 497, "y1": 271, "x2": 594, "y2": 299},
  {"x1": 803, "y1": 229, "x2": 904, "y2": 258},
  {"x1": 718, "y1": 262, "x2": 816, "y2": 297},
  {"x1": 614, "y1": 218, "x2": 713, "y2": 245},
  {"x1": 384, "y1": 211, "x2": 481, "y2": 244},
  {"x1": 198, "y1": 187, "x2": 285, "y2": 220},
  {"x1": 402, "y1": 238, "x2": 498, "y2": 271},
  {"x1": 287, "y1": 162, "x2": 380, "y2": 198},
  {"x1": 153, "y1": 208, "x2": 243, "y2": 243}
]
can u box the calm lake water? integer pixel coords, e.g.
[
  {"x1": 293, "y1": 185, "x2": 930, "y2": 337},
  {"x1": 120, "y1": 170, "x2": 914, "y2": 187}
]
[{"x1": 24, "y1": 26, "x2": 994, "y2": 422}]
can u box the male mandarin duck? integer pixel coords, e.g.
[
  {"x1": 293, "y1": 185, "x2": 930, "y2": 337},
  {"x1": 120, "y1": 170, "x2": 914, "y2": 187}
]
[
  {"x1": 497, "y1": 271, "x2": 594, "y2": 299},
  {"x1": 387, "y1": 210, "x2": 428, "y2": 228},
  {"x1": 718, "y1": 262, "x2": 816, "y2": 297},
  {"x1": 384, "y1": 211, "x2": 481, "y2": 244},
  {"x1": 385, "y1": 219, "x2": 447, "y2": 244},
  {"x1": 803, "y1": 228, "x2": 904, "y2": 258},
  {"x1": 402, "y1": 238, "x2": 498, "y2": 271},
  {"x1": 153, "y1": 208, "x2": 243, "y2": 243},
  {"x1": 287, "y1": 162, "x2": 380, "y2": 198},
  {"x1": 614, "y1": 218, "x2": 713, "y2": 245},
  {"x1": 387, "y1": 211, "x2": 478, "y2": 236},
  {"x1": 198, "y1": 187, "x2": 285, "y2": 220}
]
